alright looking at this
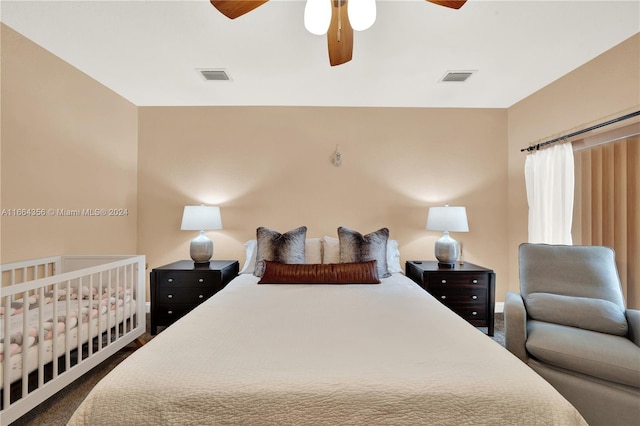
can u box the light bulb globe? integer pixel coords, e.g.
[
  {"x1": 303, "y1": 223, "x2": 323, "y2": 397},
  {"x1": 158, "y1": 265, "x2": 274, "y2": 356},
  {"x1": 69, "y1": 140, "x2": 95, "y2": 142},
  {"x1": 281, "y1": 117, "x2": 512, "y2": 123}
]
[
  {"x1": 348, "y1": 0, "x2": 377, "y2": 31},
  {"x1": 304, "y1": 0, "x2": 332, "y2": 35}
]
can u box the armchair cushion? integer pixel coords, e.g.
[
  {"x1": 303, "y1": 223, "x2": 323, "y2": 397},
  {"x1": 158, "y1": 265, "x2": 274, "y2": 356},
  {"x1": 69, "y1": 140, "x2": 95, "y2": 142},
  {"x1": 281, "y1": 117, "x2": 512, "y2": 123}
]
[
  {"x1": 519, "y1": 243, "x2": 628, "y2": 336},
  {"x1": 525, "y1": 293, "x2": 628, "y2": 336},
  {"x1": 526, "y1": 320, "x2": 640, "y2": 388},
  {"x1": 627, "y1": 309, "x2": 640, "y2": 346}
]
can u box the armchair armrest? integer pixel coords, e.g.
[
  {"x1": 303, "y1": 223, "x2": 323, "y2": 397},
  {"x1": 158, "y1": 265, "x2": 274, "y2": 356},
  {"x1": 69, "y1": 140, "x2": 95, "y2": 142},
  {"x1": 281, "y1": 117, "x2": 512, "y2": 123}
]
[
  {"x1": 504, "y1": 291, "x2": 528, "y2": 362},
  {"x1": 626, "y1": 309, "x2": 640, "y2": 347}
]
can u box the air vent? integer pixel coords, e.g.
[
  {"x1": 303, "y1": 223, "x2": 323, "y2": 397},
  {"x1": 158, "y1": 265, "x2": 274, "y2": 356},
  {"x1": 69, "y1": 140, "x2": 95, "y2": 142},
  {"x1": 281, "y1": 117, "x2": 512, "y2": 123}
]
[
  {"x1": 198, "y1": 69, "x2": 231, "y2": 81},
  {"x1": 441, "y1": 71, "x2": 475, "y2": 82}
]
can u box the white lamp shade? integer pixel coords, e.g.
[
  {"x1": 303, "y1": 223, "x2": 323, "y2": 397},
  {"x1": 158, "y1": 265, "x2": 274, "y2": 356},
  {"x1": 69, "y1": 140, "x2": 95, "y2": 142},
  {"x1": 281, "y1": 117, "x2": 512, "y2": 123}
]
[
  {"x1": 304, "y1": 0, "x2": 332, "y2": 35},
  {"x1": 180, "y1": 205, "x2": 222, "y2": 231},
  {"x1": 348, "y1": 0, "x2": 377, "y2": 31},
  {"x1": 426, "y1": 206, "x2": 469, "y2": 232}
]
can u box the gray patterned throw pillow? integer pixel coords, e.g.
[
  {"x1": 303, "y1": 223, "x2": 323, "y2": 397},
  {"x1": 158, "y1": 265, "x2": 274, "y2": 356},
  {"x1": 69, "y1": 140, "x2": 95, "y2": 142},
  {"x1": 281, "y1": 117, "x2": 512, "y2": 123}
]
[
  {"x1": 254, "y1": 226, "x2": 307, "y2": 277},
  {"x1": 338, "y1": 227, "x2": 390, "y2": 278}
]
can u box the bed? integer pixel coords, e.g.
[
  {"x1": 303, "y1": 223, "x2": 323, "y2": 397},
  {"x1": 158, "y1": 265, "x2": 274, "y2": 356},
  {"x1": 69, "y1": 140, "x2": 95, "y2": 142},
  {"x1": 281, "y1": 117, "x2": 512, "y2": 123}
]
[
  {"x1": 69, "y1": 227, "x2": 586, "y2": 425},
  {"x1": 1, "y1": 255, "x2": 146, "y2": 425},
  {"x1": 69, "y1": 227, "x2": 586, "y2": 426}
]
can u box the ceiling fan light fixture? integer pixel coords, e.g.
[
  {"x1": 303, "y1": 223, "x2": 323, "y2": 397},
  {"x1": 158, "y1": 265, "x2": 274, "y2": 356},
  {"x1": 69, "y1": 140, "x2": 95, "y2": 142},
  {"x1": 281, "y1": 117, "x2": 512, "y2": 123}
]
[
  {"x1": 304, "y1": 0, "x2": 332, "y2": 35},
  {"x1": 348, "y1": 0, "x2": 377, "y2": 31}
]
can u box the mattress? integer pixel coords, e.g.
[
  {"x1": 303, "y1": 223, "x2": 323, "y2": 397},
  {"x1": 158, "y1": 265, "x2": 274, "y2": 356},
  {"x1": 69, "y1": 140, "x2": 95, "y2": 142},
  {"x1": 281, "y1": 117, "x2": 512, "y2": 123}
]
[{"x1": 69, "y1": 274, "x2": 587, "y2": 425}]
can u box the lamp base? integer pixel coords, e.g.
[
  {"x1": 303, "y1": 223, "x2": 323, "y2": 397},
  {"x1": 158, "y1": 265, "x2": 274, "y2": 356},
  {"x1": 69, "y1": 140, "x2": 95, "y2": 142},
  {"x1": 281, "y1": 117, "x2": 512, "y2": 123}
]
[
  {"x1": 190, "y1": 231, "x2": 213, "y2": 264},
  {"x1": 434, "y1": 231, "x2": 460, "y2": 267}
]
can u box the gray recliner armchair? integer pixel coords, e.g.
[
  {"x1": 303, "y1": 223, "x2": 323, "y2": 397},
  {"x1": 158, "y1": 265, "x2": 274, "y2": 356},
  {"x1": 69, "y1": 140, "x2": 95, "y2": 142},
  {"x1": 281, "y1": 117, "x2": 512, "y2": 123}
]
[{"x1": 505, "y1": 243, "x2": 640, "y2": 426}]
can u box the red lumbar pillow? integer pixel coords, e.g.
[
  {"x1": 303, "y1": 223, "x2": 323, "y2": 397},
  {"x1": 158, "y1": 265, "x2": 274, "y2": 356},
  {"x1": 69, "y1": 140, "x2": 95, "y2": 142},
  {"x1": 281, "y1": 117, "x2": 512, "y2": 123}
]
[{"x1": 258, "y1": 260, "x2": 380, "y2": 284}]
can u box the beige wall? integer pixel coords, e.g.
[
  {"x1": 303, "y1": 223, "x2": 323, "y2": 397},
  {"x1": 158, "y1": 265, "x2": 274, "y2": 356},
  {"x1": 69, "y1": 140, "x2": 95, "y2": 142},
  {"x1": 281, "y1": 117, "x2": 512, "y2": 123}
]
[
  {"x1": 138, "y1": 106, "x2": 509, "y2": 294},
  {"x1": 0, "y1": 24, "x2": 139, "y2": 263},
  {"x1": 2, "y1": 23, "x2": 638, "y2": 306},
  {"x1": 507, "y1": 34, "x2": 640, "y2": 298}
]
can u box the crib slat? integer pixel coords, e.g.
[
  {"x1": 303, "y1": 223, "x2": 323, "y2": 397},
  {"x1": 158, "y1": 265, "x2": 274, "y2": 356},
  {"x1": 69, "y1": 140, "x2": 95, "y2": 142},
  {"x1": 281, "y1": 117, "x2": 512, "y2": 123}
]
[
  {"x1": 10, "y1": 271, "x2": 16, "y2": 301},
  {"x1": 65, "y1": 280, "x2": 72, "y2": 373},
  {"x1": 52, "y1": 284, "x2": 59, "y2": 378},
  {"x1": 88, "y1": 274, "x2": 94, "y2": 358},
  {"x1": 126, "y1": 264, "x2": 132, "y2": 333},
  {"x1": 20, "y1": 291, "x2": 29, "y2": 399},
  {"x1": 98, "y1": 271, "x2": 103, "y2": 351},
  {"x1": 3, "y1": 296, "x2": 11, "y2": 410},
  {"x1": 38, "y1": 286, "x2": 45, "y2": 388},
  {"x1": 115, "y1": 267, "x2": 120, "y2": 341},
  {"x1": 74, "y1": 278, "x2": 79, "y2": 363},
  {"x1": 131, "y1": 264, "x2": 136, "y2": 331},
  {"x1": 78, "y1": 275, "x2": 84, "y2": 362},
  {"x1": 106, "y1": 269, "x2": 112, "y2": 346}
]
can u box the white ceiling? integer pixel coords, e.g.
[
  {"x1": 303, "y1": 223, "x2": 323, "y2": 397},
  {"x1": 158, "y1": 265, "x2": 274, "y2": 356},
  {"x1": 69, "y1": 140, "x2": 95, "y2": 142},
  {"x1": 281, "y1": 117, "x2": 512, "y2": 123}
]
[{"x1": 1, "y1": 0, "x2": 638, "y2": 108}]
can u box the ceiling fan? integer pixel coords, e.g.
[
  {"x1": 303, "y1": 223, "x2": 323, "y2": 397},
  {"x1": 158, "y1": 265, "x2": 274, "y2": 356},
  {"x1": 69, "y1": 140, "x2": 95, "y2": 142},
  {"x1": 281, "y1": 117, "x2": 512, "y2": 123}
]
[{"x1": 210, "y1": 0, "x2": 467, "y2": 66}]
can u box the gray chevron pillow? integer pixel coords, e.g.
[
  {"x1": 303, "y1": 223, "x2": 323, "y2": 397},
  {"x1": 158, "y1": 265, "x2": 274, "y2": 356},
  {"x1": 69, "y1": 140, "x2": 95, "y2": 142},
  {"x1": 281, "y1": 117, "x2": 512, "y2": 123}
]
[
  {"x1": 254, "y1": 226, "x2": 307, "y2": 277},
  {"x1": 338, "y1": 227, "x2": 390, "y2": 278}
]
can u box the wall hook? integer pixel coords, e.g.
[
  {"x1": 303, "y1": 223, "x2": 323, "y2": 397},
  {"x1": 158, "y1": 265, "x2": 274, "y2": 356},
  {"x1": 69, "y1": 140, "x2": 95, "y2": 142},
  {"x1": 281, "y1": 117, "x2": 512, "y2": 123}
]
[{"x1": 332, "y1": 145, "x2": 342, "y2": 167}]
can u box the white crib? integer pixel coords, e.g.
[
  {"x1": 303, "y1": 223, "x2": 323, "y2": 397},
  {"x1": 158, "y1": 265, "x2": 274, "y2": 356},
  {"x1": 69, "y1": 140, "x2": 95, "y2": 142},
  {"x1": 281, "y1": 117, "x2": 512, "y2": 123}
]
[{"x1": 0, "y1": 255, "x2": 146, "y2": 425}]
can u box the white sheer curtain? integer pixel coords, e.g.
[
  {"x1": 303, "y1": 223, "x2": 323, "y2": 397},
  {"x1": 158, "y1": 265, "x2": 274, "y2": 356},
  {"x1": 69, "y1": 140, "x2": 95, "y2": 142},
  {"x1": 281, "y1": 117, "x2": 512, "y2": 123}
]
[{"x1": 525, "y1": 143, "x2": 575, "y2": 244}]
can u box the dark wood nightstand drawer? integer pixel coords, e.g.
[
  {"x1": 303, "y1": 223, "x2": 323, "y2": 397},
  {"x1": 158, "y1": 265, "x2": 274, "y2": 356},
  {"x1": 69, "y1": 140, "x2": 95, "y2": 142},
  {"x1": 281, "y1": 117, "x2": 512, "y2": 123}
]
[
  {"x1": 429, "y1": 272, "x2": 488, "y2": 288},
  {"x1": 153, "y1": 305, "x2": 196, "y2": 324},
  {"x1": 430, "y1": 288, "x2": 487, "y2": 305},
  {"x1": 154, "y1": 271, "x2": 216, "y2": 287},
  {"x1": 155, "y1": 286, "x2": 216, "y2": 305},
  {"x1": 456, "y1": 306, "x2": 488, "y2": 326}
]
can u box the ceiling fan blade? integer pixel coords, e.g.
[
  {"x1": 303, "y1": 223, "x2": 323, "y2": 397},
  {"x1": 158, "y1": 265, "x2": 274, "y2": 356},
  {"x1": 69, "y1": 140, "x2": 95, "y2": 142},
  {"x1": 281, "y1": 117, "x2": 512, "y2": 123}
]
[
  {"x1": 426, "y1": 0, "x2": 467, "y2": 10},
  {"x1": 327, "y1": 0, "x2": 354, "y2": 66},
  {"x1": 210, "y1": 0, "x2": 269, "y2": 19}
]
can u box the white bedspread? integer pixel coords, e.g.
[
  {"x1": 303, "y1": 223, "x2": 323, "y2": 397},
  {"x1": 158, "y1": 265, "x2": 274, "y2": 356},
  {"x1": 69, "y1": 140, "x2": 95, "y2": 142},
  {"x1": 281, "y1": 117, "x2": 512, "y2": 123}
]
[{"x1": 69, "y1": 274, "x2": 586, "y2": 425}]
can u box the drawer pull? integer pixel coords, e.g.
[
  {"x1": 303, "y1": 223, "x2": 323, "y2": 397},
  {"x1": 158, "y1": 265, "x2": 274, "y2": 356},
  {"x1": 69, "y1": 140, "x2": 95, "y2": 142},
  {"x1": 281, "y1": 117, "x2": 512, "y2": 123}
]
[
  {"x1": 198, "y1": 278, "x2": 204, "y2": 283},
  {"x1": 441, "y1": 295, "x2": 446, "y2": 300},
  {"x1": 167, "y1": 294, "x2": 173, "y2": 299},
  {"x1": 199, "y1": 294, "x2": 204, "y2": 299},
  {"x1": 472, "y1": 279, "x2": 478, "y2": 284},
  {"x1": 471, "y1": 295, "x2": 477, "y2": 300},
  {"x1": 167, "y1": 278, "x2": 174, "y2": 283},
  {"x1": 167, "y1": 310, "x2": 173, "y2": 315},
  {"x1": 471, "y1": 311, "x2": 478, "y2": 316},
  {"x1": 441, "y1": 279, "x2": 447, "y2": 284}
]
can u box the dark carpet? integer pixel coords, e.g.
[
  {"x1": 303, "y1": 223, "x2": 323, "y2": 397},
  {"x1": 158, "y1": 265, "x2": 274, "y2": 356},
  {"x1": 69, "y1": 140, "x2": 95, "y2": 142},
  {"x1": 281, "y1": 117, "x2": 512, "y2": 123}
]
[{"x1": 11, "y1": 313, "x2": 505, "y2": 425}]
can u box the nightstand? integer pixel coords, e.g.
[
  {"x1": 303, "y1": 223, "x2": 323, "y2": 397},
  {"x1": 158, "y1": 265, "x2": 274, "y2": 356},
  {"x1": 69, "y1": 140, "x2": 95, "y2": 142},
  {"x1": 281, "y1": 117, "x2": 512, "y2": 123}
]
[
  {"x1": 150, "y1": 260, "x2": 239, "y2": 334},
  {"x1": 405, "y1": 261, "x2": 495, "y2": 336}
]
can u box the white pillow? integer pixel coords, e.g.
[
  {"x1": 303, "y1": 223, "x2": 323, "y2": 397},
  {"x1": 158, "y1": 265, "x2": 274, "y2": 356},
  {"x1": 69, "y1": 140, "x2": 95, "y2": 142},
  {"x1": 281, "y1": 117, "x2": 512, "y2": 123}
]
[
  {"x1": 305, "y1": 238, "x2": 323, "y2": 264},
  {"x1": 386, "y1": 239, "x2": 402, "y2": 274},
  {"x1": 239, "y1": 238, "x2": 323, "y2": 274},
  {"x1": 321, "y1": 236, "x2": 402, "y2": 274},
  {"x1": 239, "y1": 240, "x2": 257, "y2": 274},
  {"x1": 321, "y1": 236, "x2": 340, "y2": 264}
]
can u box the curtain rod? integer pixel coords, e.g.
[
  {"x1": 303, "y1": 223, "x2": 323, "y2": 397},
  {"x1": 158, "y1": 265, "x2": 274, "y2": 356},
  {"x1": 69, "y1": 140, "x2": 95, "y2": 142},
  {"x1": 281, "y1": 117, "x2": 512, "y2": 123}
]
[{"x1": 521, "y1": 110, "x2": 640, "y2": 152}]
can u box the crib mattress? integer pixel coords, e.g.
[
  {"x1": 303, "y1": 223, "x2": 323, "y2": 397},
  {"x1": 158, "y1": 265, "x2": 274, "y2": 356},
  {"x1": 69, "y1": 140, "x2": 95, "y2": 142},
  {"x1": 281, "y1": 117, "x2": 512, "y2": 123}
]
[{"x1": 70, "y1": 274, "x2": 587, "y2": 425}]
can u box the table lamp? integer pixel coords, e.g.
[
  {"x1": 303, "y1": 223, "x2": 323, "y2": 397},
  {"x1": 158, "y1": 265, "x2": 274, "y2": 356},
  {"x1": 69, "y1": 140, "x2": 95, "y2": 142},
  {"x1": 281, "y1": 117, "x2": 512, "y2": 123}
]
[
  {"x1": 426, "y1": 205, "x2": 469, "y2": 268},
  {"x1": 180, "y1": 205, "x2": 222, "y2": 264}
]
